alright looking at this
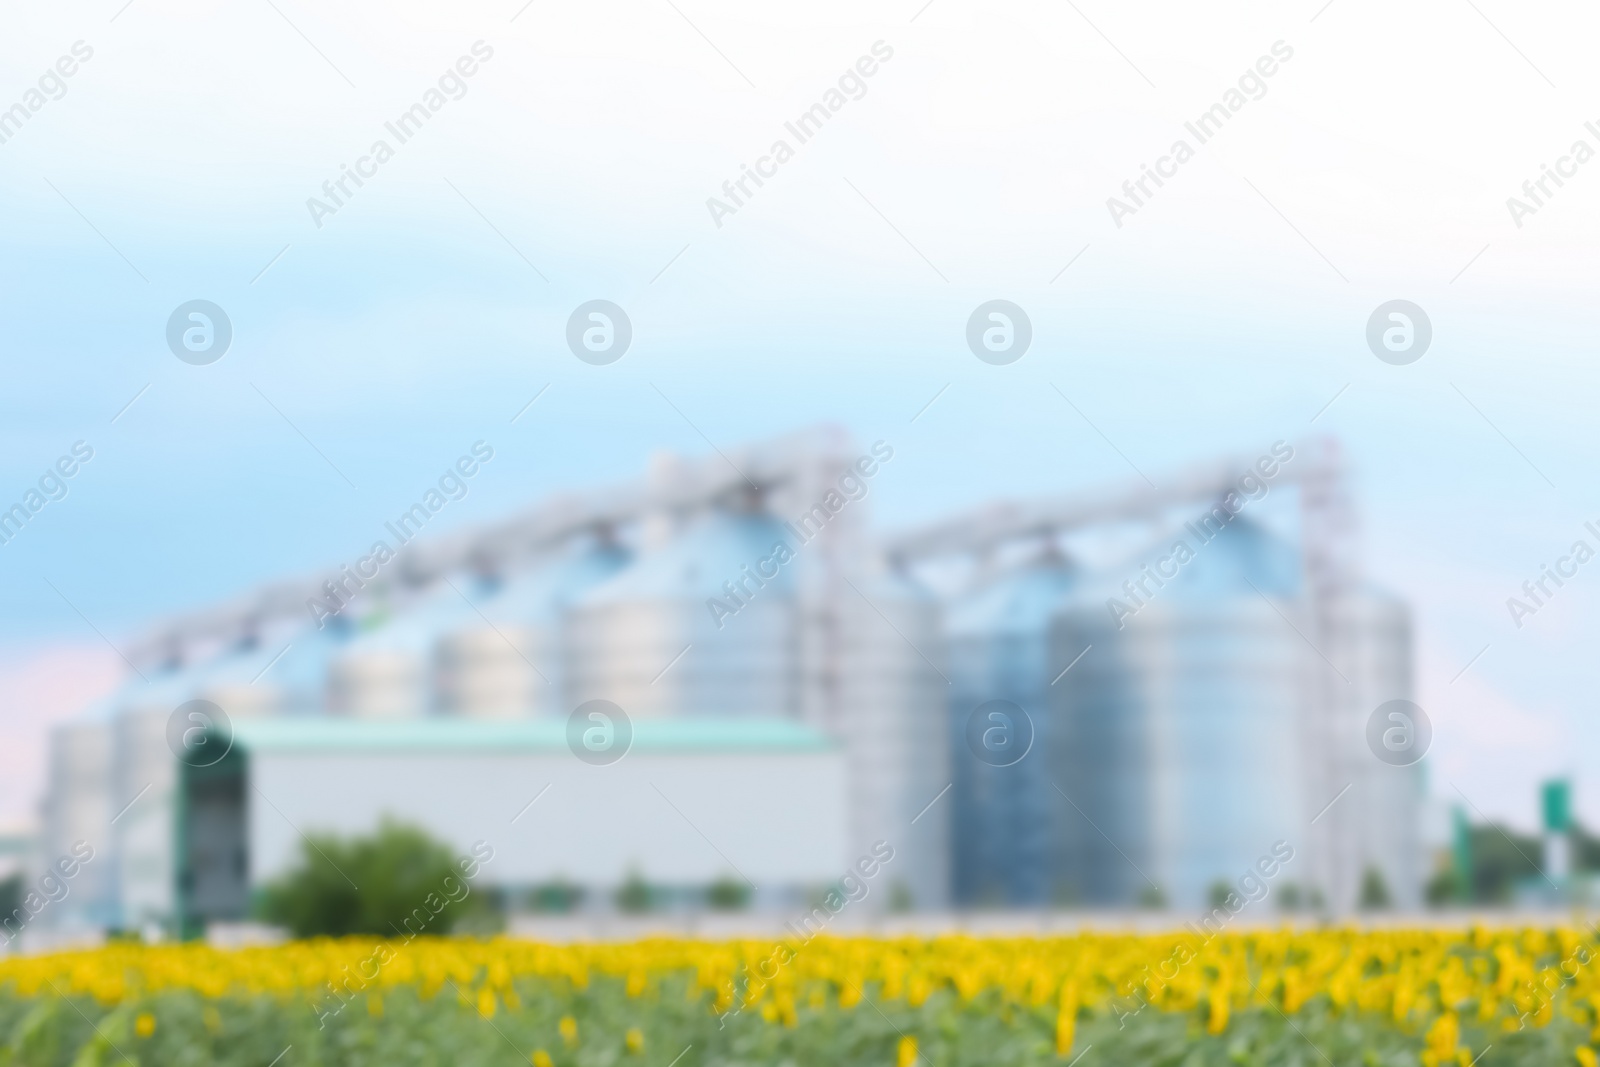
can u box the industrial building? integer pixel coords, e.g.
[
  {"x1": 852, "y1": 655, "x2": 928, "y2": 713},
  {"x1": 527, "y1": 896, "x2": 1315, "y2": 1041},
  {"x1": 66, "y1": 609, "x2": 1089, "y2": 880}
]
[
  {"x1": 25, "y1": 427, "x2": 1419, "y2": 940},
  {"x1": 181, "y1": 718, "x2": 848, "y2": 926}
]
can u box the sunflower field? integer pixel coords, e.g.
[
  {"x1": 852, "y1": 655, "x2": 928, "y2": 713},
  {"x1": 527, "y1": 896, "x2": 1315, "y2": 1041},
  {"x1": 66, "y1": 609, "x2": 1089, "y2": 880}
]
[{"x1": 3, "y1": 926, "x2": 1600, "y2": 1066}]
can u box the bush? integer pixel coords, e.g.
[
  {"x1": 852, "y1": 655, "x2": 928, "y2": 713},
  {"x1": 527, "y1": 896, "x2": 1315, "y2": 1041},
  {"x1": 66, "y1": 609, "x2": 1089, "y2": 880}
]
[
  {"x1": 1135, "y1": 884, "x2": 1167, "y2": 909},
  {"x1": 529, "y1": 879, "x2": 584, "y2": 914},
  {"x1": 1358, "y1": 866, "x2": 1392, "y2": 911},
  {"x1": 256, "y1": 819, "x2": 489, "y2": 938},
  {"x1": 706, "y1": 876, "x2": 750, "y2": 912},
  {"x1": 615, "y1": 871, "x2": 654, "y2": 914}
]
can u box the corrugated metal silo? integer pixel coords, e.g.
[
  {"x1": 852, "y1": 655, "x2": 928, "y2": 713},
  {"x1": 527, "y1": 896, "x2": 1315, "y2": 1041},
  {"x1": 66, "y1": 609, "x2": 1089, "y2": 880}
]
[
  {"x1": 434, "y1": 538, "x2": 630, "y2": 717},
  {"x1": 1305, "y1": 586, "x2": 1419, "y2": 912},
  {"x1": 837, "y1": 563, "x2": 949, "y2": 910},
  {"x1": 193, "y1": 631, "x2": 294, "y2": 720},
  {"x1": 39, "y1": 714, "x2": 115, "y2": 934},
  {"x1": 262, "y1": 612, "x2": 364, "y2": 713},
  {"x1": 1051, "y1": 512, "x2": 1307, "y2": 910},
  {"x1": 326, "y1": 590, "x2": 472, "y2": 718},
  {"x1": 945, "y1": 547, "x2": 1079, "y2": 906},
  {"x1": 564, "y1": 508, "x2": 799, "y2": 719},
  {"x1": 41, "y1": 656, "x2": 199, "y2": 935}
]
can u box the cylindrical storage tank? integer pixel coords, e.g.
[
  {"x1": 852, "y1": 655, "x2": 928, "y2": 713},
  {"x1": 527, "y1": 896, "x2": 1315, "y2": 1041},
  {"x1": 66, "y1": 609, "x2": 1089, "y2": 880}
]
[
  {"x1": 111, "y1": 701, "x2": 176, "y2": 933},
  {"x1": 434, "y1": 539, "x2": 630, "y2": 718},
  {"x1": 1051, "y1": 513, "x2": 1307, "y2": 910},
  {"x1": 39, "y1": 713, "x2": 116, "y2": 935},
  {"x1": 192, "y1": 630, "x2": 297, "y2": 721},
  {"x1": 837, "y1": 563, "x2": 949, "y2": 911},
  {"x1": 1304, "y1": 586, "x2": 1419, "y2": 913},
  {"x1": 945, "y1": 548, "x2": 1079, "y2": 907},
  {"x1": 564, "y1": 509, "x2": 799, "y2": 719},
  {"x1": 326, "y1": 591, "x2": 469, "y2": 718},
  {"x1": 264, "y1": 611, "x2": 369, "y2": 714}
]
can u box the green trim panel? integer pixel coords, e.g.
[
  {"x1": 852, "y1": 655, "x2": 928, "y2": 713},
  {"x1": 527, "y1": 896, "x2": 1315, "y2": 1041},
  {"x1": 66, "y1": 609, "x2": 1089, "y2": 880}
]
[{"x1": 230, "y1": 716, "x2": 835, "y2": 754}]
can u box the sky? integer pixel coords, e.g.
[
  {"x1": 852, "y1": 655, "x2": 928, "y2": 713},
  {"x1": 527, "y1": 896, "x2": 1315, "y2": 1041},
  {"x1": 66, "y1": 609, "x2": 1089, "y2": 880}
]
[{"x1": 3, "y1": 0, "x2": 1600, "y2": 832}]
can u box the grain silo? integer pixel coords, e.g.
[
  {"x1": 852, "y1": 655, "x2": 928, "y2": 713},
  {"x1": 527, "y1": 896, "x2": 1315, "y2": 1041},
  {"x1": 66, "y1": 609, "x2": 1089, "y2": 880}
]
[
  {"x1": 836, "y1": 562, "x2": 950, "y2": 910},
  {"x1": 1301, "y1": 585, "x2": 1420, "y2": 912},
  {"x1": 192, "y1": 630, "x2": 294, "y2": 720},
  {"x1": 42, "y1": 657, "x2": 201, "y2": 936},
  {"x1": 945, "y1": 546, "x2": 1079, "y2": 906},
  {"x1": 326, "y1": 589, "x2": 474, "y2": 718},
  {"x1": 38, "y1": 713, "x2": 115, "y2": 935},
  {"x1": 259, "y1": 611, "x2": 364, "y2": 712},
  {"x1": 434, "y1": 536, "x2": 630, "y2": 717},
  {"x1": 564, "y1": 506, "x2": 800, "y2": 719},
  {"x1": 1051, "y1": 512, "x2": 1308, "y2": 910}
]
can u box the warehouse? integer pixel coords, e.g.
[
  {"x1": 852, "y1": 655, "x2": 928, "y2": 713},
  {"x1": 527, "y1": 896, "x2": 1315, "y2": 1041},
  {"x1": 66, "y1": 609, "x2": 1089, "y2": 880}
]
[{"x1": 180, "y1": 716, "x2": 848, "y2": 930}]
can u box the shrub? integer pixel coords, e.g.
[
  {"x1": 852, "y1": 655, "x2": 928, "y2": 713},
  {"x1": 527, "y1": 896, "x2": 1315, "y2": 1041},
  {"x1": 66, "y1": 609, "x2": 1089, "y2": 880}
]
[{"x1": 256, "y1": 819, "x2": 489, "y2": 938}]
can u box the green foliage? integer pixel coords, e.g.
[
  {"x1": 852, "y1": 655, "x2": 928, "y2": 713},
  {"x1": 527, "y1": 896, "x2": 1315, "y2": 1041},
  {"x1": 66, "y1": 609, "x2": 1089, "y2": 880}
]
[
  {"x1": 1466, "y1": 824, "x2": 1543, "y2": 903},
  {"x1": 0, "y1": 876, "x2": 18, "y2": 926},
  {"x1": 1207, "y1": 880, "x2": 1234, "y2": 908},
  {"x1": 255, "y1": 820, "x2": 486, "y2": 938},
  {"x1": 1136, "y1": 883, "x2": 1167, "y2": 909},
  {"x1": 0, "y1": 970, "x2": 1592, "y2": 1066},
  {"x1": 614, "y1": 871, "x2": 654, "y2": 914},
  {"x1": 528, "y1": 879, "x2": 584, "y2": 914},
  {"x1": 1358, "y1": 867, "x2": 1392, "y2": 911},
  {"x1": 1573, "y1": 823, "x2": 1600, "y2": 871},
  {"x1": 1425, "y1": 865, "x2": 1467, "y2": 907},
  {"x1": 1276, "y1": 883, "x2": 1303, "y2": 912},
  {"x1": 705, "y1": 876, "x2": 750, "y2": 912},
  {"x1": 1432, "y1": 822, "x2": 1555, "y2": 904}
]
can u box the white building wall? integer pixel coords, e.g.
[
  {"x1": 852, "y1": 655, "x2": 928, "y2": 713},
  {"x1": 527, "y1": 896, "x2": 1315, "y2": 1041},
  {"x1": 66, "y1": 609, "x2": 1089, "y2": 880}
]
[{"x1": 247, "y1": 748, "x2": 848, "y2": 889}]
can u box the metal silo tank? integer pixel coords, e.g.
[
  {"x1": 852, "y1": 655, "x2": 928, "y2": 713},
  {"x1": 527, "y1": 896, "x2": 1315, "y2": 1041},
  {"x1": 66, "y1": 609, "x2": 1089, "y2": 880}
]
[
  {"x1": 110, "y1": 702, "x2": 175, "y2": 934},
  {"x1": 1305, "y1": 585, "x2": 1418, "y2": 913},
  {"x1": 838, "y1": 562, "x2": 949, "y2": 911},
  {"x1": 40, "y1": 656, "x2": 192, "y2": 935},
  {"x1": 326, "y1": 588, "x2": 472, "y2": 718},
  {"x1": 39, "y1": 713, "x2": 115, "y2": 934},
  {"x1": 945, "y1": 547, "x2": 1079, "y2": 907},
  {"x1": 434, "y1": 538, "x2": 630, "y2": 718},
  {"x1": 192, "y1": 628, "x2": 297, "y2": 720},
  {"x1": 564, "y1": 508, "x2": 800, "y2": 719},
  {"x1": 1052, "y1": 513, "x2": 1307, "y2": 910},
  {"x1": 262, "y1": 610, "x2": 368, "y2": 714}
]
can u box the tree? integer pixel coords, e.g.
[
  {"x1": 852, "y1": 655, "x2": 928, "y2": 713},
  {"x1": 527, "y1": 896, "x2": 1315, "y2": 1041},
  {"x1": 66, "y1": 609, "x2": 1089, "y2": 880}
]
[
  {"x1": 1135, "y1": 884, "x2": 1166, "y2": 909},
  {"x1": 256, "y1": 819, "x2": 487, "y2": 938},
  {"x1": 1358, "y1": 866, "x2": 1392, "y2": 911},
  {"x1": 0, "y1": 875, "x2": 18, "y2": 927},
  {"x1": 1466, "y1": 824, "x2": 1541, "y2": 902},
  {"x1": 706, "y1": 875, "x2": 751, "y2": 912},
  {"x1": 615, "y1": 870, "x2": 654, "y2": 914},
  {"x1": 530, "y1": 879, "x2": 584, "y2": 914},
  {"x1": 1574, "y1": 822, "x2": 1600, "y2": 870},
  {"x1": 1424, "y1": 866, "x2": 1465, "y2": 907}
]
